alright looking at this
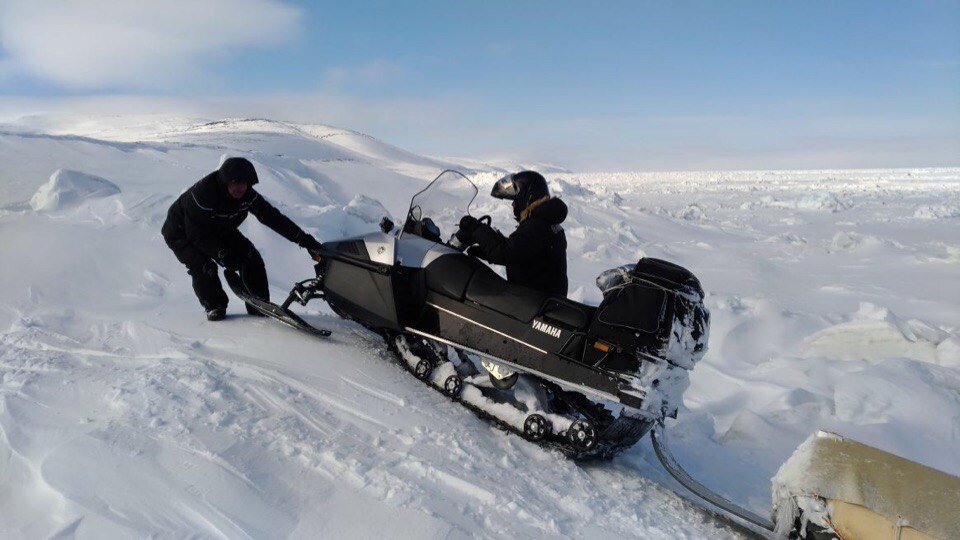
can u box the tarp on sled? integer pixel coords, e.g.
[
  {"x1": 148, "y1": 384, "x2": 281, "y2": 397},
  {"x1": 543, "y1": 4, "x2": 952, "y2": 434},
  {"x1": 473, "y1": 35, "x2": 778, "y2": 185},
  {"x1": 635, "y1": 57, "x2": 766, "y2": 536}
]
[{"x1": 772, "y1": 430, "x2": 960, "y2": 539}]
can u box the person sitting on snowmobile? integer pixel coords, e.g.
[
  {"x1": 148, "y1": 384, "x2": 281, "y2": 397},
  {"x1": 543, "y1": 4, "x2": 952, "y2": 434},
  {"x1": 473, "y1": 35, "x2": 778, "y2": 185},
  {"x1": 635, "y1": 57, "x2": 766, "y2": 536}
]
[
  {"x1": 456, "y1": 170, "x2": 568, "y2": 296},
  {"x1": 161, "y1": 157, "x2": 323, "y2": 321}
]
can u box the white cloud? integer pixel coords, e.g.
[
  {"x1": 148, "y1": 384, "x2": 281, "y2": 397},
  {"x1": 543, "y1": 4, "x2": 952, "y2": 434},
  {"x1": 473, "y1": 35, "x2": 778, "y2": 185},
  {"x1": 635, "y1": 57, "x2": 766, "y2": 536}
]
[{"x1": 0, "y1": 0, "x2": 301, "y2": 89}]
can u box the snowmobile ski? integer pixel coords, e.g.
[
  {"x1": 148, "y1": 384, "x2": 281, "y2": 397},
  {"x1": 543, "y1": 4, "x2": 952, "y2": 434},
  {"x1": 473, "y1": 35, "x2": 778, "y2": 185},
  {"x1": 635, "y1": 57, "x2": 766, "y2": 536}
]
[{"x1": 224, "y1": 269, "x2": 331, "y2": 337}]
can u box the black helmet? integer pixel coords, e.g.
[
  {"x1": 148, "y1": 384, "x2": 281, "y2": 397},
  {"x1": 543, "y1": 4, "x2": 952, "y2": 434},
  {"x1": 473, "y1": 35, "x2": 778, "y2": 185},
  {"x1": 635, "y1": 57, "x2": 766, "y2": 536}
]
[
  {"x1": 491, "y1": 170, "x2": 549, "y2": 220},
  {"x1": 218, "y1": 157, "x2": 259, "y2": 186}
]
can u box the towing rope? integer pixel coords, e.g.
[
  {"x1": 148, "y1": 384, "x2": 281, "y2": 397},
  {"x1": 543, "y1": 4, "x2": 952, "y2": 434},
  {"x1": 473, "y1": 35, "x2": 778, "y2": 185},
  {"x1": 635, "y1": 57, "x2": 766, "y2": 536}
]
[{"x1": 650, "y1": 423, "x2": 776, "y2": 533}]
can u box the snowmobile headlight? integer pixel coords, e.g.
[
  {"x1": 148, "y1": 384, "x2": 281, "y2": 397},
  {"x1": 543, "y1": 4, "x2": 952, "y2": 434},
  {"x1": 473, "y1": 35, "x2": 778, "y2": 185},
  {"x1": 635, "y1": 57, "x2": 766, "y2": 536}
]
[{"x1": 491, "y1": 174, "x2": 519, "y2": 199}]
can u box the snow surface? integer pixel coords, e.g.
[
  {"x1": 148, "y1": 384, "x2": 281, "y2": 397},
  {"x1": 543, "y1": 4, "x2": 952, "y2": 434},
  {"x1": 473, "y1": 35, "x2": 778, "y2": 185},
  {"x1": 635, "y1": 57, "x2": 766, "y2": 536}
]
[{"x1": 1, "y1": 115, "x2": 958, "y2": 538}]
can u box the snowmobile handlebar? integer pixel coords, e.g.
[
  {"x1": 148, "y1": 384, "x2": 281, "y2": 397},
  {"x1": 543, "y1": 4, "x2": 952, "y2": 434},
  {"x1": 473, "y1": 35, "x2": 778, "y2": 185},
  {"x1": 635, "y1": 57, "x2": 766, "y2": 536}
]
[{"x1": 447, "y1": 214, "x2": 492, "y2": 252}]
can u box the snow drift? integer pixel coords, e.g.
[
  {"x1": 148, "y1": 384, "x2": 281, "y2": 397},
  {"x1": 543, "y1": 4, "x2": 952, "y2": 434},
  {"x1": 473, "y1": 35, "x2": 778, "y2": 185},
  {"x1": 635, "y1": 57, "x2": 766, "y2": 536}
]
[{"x1": 29, "y1": 168, "x2": 120, "y2": 211}]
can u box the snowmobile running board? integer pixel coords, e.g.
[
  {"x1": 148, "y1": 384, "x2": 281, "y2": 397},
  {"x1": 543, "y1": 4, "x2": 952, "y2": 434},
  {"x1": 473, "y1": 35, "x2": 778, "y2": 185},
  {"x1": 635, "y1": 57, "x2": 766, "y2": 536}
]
[
  {"x1": 223, "y1": 270, "x2": 331, "y2": 337},
  {"x1": 650, "y1": 424, "x2": 775, "y2": 536}
]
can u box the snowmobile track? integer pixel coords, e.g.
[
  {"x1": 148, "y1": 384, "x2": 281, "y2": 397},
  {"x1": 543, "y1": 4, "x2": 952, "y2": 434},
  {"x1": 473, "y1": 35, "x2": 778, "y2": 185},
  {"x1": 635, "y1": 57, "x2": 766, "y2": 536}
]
[{"x1": 386, "y1": 334, "x2": 653, "y2": 461}]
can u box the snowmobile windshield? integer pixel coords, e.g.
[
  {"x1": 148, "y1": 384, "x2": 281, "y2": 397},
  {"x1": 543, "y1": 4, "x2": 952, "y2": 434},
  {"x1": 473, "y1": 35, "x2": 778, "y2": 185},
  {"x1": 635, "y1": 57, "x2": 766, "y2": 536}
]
[{"x1": 402, "y1": 170, "x2": 478, "y2": 244}]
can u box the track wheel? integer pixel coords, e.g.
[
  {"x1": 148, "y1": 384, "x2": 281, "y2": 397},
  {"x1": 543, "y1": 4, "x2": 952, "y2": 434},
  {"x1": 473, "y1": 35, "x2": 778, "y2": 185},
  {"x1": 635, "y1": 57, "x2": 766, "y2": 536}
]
[
  {"x1": 413, "y1": 359, "x2": 433, "y2": 380},
  {"x1": 523, "y1": 414, "x2": 551, "y2": 442},
  {"x1": 442, "y1": 374, "x2": 463, "y2": 397},
  {"x1": 566, "y1": 420, "x2": 598, "y2": 451}
]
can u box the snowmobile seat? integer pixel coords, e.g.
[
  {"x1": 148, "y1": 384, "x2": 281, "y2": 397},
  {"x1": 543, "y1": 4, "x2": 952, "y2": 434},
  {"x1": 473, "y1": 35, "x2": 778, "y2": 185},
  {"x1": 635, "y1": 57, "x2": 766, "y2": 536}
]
[
  {"x1": 465, "y1": 264, "x2": 548, "y2": 323},
  {"x1": 424, "y1": 254, "x2": 486, "y2": 301}
]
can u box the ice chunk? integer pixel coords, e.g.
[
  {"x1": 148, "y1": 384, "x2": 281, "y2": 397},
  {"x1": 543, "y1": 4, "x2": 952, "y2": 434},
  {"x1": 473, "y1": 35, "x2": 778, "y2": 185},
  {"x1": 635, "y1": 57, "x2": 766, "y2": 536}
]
[
  {"x1": 550, "y1": 177, "x2": 593, "y2": 197},
  {"x1": 936, "y1": 336, "x2": 960, "y2": 369},
  {"x1": 826, "y1": 231, "x2": 879, "y2": 252},
  {"x1": 914, "y1": 203, "x2": 960, "y2": 220},
  {"x1": 344, "y1": 195, "x2": 390, "y2": 224},
  {"x1": 673, "y1": 203, "x2": 705, "y2": 221},
  {"x1": 801, "y1": 303, "x2": 955, "y2": 365}
]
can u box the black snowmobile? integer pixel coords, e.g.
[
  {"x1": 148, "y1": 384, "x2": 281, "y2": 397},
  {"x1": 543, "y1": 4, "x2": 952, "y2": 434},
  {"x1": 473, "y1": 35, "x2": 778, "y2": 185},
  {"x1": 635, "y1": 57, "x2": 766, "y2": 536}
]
[{"x1": 228, "y1": 170, "x2": 710, "y2": 459}]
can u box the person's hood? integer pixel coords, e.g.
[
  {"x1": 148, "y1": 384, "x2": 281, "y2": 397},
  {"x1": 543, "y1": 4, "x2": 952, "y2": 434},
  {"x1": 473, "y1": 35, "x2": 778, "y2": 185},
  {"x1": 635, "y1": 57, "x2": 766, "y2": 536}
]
[
  {"x1": 218, "y1": 157, "x2": 259, "y2": 186},
  {"x1": 521, "y1": 196, "x2": 567, "y2": 224}
]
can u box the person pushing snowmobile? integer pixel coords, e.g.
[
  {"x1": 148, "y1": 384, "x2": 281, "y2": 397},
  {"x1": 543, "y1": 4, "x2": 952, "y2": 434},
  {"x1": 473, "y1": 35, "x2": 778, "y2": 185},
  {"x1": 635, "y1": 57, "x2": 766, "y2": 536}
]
[
  {"x1": 161, "y1": 157, "x2": 323, "y2": 321},
  {"x1": 455, "y1": 170, "x2": 568, "y2": 296}
]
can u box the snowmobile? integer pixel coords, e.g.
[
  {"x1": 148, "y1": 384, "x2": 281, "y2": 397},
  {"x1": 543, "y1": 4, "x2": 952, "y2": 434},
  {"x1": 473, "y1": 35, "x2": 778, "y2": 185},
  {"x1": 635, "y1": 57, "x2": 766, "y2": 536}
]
[{"x1": 229, "y1": 170, "x2": 709, "y2": 459}]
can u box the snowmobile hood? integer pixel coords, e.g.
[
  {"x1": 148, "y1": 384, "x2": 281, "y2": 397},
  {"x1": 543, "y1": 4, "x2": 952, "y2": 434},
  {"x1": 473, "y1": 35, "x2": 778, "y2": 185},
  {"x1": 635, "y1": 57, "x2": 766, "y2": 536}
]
[{"x1": 522, "y1": 197, "x2": 567, "y2": 224}]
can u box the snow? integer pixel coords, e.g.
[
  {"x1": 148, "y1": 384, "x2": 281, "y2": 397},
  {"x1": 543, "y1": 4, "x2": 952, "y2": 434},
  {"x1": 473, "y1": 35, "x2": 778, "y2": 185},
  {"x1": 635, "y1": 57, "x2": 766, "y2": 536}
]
[
  {"x1": 28, "y1": 168, "x2": 121, "y2": 211},
  {"x1": 1, "y1": 114, "x2": 959, "y2": 538}
]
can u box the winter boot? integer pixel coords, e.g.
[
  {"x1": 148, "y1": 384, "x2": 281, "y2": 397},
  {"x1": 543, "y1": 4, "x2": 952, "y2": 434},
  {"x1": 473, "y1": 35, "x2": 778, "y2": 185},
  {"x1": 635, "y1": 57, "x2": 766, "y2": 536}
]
[{"x1": 206, "y1": 307, "x2": 226, "y2": 321}]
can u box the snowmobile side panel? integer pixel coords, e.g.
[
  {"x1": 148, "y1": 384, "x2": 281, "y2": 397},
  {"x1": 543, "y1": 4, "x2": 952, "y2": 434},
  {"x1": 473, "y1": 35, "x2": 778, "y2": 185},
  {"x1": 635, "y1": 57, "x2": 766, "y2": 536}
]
[
  {"x1": 412, "y1": 292, "x2": 625, "y2": 402},
  {"x1": 391, "y1": 266, "x2": 426, "y2": 327},
  {"x1": 395, "y1": 234, "x2": 459, "y2": 268},
  {"x1": 324, "y1": 238, "x2": 370, "y2": 260},
  {"x1": 322, "y1": 257, "x2": 400, "y2": 330},
  {"x1": 360, "y1": 232, "x2": 395, "y2": 266}
]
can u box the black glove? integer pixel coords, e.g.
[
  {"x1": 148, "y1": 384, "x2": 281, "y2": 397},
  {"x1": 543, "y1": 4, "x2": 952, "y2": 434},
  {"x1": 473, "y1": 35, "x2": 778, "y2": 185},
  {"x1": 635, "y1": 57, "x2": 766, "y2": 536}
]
[
  {"x1": 453, "y1": 227, "x2": 474, "y2": 247},
  {"x1": 216, "y1": 248, "x2": 244, "y2": 271},
  {"x1": 466, "y1": 245, "x2": 486, "y2": 259},
  {"x1": 298, "y1": 234, "x2": 323, "y2": 253},
  {"x1": 459, "y1": 215, "x2": 480, "y2": 233}
]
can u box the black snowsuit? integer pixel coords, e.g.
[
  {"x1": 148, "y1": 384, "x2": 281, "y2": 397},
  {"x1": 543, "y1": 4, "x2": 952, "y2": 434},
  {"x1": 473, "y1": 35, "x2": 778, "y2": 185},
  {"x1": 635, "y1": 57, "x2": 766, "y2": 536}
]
[
  {"x1": 471, "y1": 197, "x2": 569, "y2": 296},
  {"x1": 161, "y1": 171, "x2": 312, "y2": 311}
]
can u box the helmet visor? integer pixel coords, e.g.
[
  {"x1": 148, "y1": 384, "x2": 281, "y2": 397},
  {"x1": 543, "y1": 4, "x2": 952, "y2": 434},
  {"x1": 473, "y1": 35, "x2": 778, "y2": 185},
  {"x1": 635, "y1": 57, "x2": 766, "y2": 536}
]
[{"x1": 491, "y1": 174, "x2": 519, "y2": 199}]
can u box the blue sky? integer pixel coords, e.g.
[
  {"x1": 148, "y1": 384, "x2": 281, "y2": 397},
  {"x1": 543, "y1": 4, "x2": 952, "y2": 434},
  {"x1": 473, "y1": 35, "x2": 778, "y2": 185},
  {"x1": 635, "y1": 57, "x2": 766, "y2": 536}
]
[{"x1": 1, "y1": 1, "x2": 957, "y2": 171}]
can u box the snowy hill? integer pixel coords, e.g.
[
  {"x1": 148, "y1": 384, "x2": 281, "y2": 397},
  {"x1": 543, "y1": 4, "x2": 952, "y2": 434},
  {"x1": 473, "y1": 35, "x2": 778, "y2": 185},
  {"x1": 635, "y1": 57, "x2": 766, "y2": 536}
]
[{"x1": 0, "y1": 115, "x2": 958, "y2": 538}]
